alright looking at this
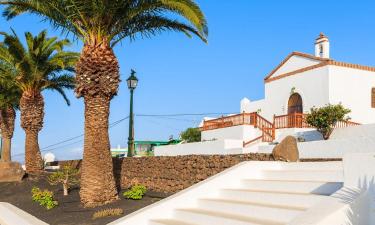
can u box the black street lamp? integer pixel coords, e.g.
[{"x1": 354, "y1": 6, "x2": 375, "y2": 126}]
[{"x1": 127, "y1": 69, "x2": 138, "y2": 157}]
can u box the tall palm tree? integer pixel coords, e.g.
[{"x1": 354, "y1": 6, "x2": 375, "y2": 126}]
[
  {"x1": 0, "y1": 30, "x2": 79, "y2": 173},
  {"x1": 0, "y1": 0, "x2": 208, "y2": 207},
  {"x1": 0, "y1": 61, "x2": 20, "y2": 162}
]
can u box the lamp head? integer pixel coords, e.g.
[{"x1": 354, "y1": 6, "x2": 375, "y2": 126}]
[{"x1": 127, "y1": 69, "x2": 138, "y2": 90}]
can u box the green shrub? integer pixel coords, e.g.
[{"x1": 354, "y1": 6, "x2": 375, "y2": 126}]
[
  {"x1": 306, "y1": 104, "x2": 351, "y2": 139},
  {"x1": 48, "y1": 165, "x2": 79, "y2": 196},
  {"x1": 181, "y1": 127, "x2": 201, "y2": 143},
  {"x1": 92, "y1": 208, "x2": 124, "y2": 220},
  {"x1": 123, "y1": 185, "x2": 147, "y2": 200},
  {"x1": 31, "y1": 187, "x2": 58, "y2": 210}
]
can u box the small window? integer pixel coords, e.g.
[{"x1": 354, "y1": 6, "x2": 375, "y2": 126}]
[{"x1": 372, "y1": 88, "x2": 375, "y2": 108}]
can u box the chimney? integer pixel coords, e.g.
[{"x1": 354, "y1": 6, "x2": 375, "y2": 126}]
[{"x1": 315, "y1": 33, "x2": 330, "y2": 58}]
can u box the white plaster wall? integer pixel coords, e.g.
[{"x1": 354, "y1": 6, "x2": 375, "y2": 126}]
[
  {"x1": 343, "y1": 153, "x2": 375, "y2": 189},
  {"x1": 241, "y1": 99, "x2": 265, "y2": 113},
  {"x1": 259, "y1": 137, "x2": 375, "y2": 159},
  {"x1": 301, "y1": 153, "x2": 375, "y2": 225},
  {"x1": 241, "y1": 58, "x2": 329, "y2": 120},
  {"x1": 241, "y1": 59, "x2": 375, "y2": 126},
  {"x1": 201, "y1": 125, "x2": 261, "y2": 142},
  {"x1": 288, "y1": 153, "x2": 374, "y2": 225},
  {"x1": 240, "y1": 98, "x2": 250, "y2": 112},
  {"x1": 275, "y1": 128, "x2": 323, "y2": 142},
  {"x1": 343, "y1": 153, "x2": 375, "y2": 225},
  {"x1": 261, "y1": 66, "x2": 330, "y2": 121},
  {"x1": 289, "y1": 188, "x2": 369, "y2": 225},
  {"x1": 243, "y1": 142, "x2": 268, "y2": 154},
  {"x1": 259, "y1": 124, "x2": 375, "y2": 158},
  {"x1": 270, "y1": 55, "x2": 321, "y2": 78},
  {"x1": 330, "y1": 123, "x2": 375, "y2": 140},
  {"x1": 154, "y1": 139, "x2": 243, "y2": 156},
  {"x1": 328, "y1": 65, "x2": 375, "y2": 124},
  {"x1": 314, "y1": 40, "x2": 330, "y2": 58}
]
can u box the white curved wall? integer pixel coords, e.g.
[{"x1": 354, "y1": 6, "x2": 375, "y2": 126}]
[
  {"x1": 201, "y1": 125, "x2": 261, "y2": 141},
  {"x1": 154, "y1": 139, "x2": 243, "y2": 156},
  {"x1": 330, "y1": 123, "x2": 375, "y2": 140}
]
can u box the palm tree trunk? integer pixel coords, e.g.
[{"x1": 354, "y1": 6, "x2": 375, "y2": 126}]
[
  {"x1": 25, "y1": 130, "x2": 43, "y2": 172},
  {"x1": 76, "y1": 43, "x2": 120, "y2": 207},
  {"x1": 1, "y1": 138, "x2": 11, "y2": 162},
  {"x1": 20, "y1": 92, "x2": 44, "y2": 173},
  {"x1": 79, "y1": 96, "x2": 118, "y2": 206},
  {"x1": 0, "y1": 107, "x2": 16, "y2": 162}
]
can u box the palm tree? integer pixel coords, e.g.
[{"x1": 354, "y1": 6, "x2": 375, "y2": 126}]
[
  {"x1": 0, "y1": 61, "x2": 20, "y2": 162},
  {"x1": 0, "y1": 30, "x2": 79, "y2": 173},
  {"x1": 0, "y1": 0, "x2": 208, "y2": 207}
]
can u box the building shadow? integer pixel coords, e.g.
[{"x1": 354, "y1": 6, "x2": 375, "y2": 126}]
[
  {"x1": 310, "y1": 182, "x2": 343, "y2": 195},
  {"x1": 331, "y1": 177, "x2": 375, "y2": 225}
]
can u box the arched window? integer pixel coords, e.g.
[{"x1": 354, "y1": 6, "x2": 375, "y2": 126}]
[{"x1": 372, "y1": 88, "x2": 375, "y2": 108}]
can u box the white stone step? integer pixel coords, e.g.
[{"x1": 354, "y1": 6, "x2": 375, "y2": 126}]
[
  {"x1": 149, "y1": 218, "x2": 198, "y2": 225},
  {"x1": 260, "y1": 170, "x2": 343, "y2": 182},
  {"x1": 173, "y1": 208, "x2": 284, "y2": 225},
  {"x1": 197, "y1": 198, "x2": 303, "y2": 224},
  {"x1": 274, "y1": 162, "x2": 343, "y2": 171},
  {"x1": 240, "y1": 179, "x2": 343, "y2": 195},
  {"x1": 219, "y1": 189, "x2": 329, "y2": 209}
]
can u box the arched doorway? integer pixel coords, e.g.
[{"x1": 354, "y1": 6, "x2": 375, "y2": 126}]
[
  {"x1": 288, "y1": 93, "x2": 303, "y2": 114},
  {"x1": 287, "y1": 93, "x2": 303, "y2": 127}
]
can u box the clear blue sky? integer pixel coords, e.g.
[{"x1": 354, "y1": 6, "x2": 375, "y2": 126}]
[{"x1": 1, "y1": 0, "x2": 375, "y2": 162}]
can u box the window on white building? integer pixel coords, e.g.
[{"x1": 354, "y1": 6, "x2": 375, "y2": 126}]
[{"x1": 372, "y1": 88, "x2": 375, "y2": 108}]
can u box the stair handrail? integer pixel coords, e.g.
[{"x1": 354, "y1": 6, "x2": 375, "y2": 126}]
[
  {"x1": 255, "y1": 113, "x2": 275, "y2": 142},
  {"x1": 243, "y1": 135, "x2": 263, "y2": 147}
]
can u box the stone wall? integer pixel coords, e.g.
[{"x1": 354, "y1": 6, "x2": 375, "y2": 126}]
[
  {"x1": 60, "y1": 153, "x2": 274, "y2": 193},
  {"x1": 115, "y1": 153, "x2": 274, "y2": 193}
]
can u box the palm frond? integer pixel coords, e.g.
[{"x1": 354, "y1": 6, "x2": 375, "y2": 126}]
[
  {"x1": 0, "y1": 60, "x2": 21, "y2": 109},
  {"x1": 0, "y1": 29, "x2": 78, "y2": 106},
  {"x1": 1, "y1": 0, "x2": 208, "y2": 45}
]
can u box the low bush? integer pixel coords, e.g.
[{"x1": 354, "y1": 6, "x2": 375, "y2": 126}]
[
  {"x1": 306, "y1": 104, "x2": 351, "y2": 139},
  {"x1": 123, "y1": 184, "x2": 147, "y2": 200},
  {"x1": 31, "y1": 187, "x2": 58, "y2": 210},
  {"x1": 181, "y1": 127, "x2": 201, "y2": 143},
  {"x1": 92, "y1": 208, "x2": 124, "y2": 220},
  {"x1": 48, "y1": 165, "x2": 79, "y2": 196}
]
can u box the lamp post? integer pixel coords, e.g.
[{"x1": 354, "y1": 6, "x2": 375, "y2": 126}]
[{"x1": 127, "y1": 70, "x2": 138, "y2": 157}]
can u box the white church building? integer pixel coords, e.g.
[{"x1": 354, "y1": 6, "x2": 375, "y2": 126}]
[
  {"x1": 155, "y1": 33, "x2": 375, "y2": 156},
  {"x1": 241, "y1": 33, "x2": 375, "y2": 125}
]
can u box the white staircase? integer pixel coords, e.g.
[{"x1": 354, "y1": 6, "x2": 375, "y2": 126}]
[{"x1": 109, "y1": 161, "x2": 344, "y2": 225}]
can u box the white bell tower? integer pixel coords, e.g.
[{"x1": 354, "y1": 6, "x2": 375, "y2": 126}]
[{"x1": 315, "y1": 33, "x2": 330, "y2": 58}]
